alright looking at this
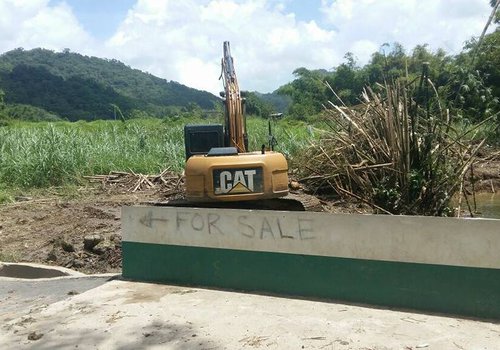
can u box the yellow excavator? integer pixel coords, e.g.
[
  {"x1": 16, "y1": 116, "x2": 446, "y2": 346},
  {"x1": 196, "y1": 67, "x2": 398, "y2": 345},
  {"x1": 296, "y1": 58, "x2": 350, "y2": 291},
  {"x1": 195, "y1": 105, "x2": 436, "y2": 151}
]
[{"x1": 182, "y1": 42, "x2": 298, "y2": 209}]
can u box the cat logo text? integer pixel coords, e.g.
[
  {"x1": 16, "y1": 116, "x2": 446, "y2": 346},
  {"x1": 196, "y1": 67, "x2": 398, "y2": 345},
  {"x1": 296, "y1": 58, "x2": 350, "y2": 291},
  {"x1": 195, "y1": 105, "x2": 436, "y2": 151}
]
[{"x1": 213, "y1": 168, "x2": 263, "y2": 195}]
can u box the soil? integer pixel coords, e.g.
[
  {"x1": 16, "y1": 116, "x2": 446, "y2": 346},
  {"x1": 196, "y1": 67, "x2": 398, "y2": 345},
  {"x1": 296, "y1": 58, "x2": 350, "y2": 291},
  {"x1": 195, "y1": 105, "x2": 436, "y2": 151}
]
[
  {"x1": 0, "y1": 185, "x2": 370, "y2": 274},
  {"x1": 468, "y1": 157, "x2": 500, "y2": 193},
  {"x1": 0, "y1": 157, "x2": 498, "y2": 275},
  {"x1": 0, "y1": 190, "x2": 150, "y2": 274}
]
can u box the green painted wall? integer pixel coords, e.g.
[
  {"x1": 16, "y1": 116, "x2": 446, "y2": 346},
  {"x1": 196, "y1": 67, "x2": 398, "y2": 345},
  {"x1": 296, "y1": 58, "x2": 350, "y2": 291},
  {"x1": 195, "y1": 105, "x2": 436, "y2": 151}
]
[{"x1": 122, "y1": 242, "x2": 500, "y2": 319}]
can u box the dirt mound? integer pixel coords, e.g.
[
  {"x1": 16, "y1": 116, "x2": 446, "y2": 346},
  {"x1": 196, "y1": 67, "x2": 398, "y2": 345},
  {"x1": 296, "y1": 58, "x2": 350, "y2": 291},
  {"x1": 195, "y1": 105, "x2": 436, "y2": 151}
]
[{"x1": 0, "y1": 190, "x2": 157, "y2": 274}]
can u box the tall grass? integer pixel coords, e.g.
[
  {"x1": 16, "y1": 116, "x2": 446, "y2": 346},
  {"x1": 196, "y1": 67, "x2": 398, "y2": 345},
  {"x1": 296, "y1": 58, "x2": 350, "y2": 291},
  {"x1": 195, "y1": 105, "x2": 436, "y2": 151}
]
[
  {"x1": 0, "y1": 117, "x2": 314, "y2": 190},
  {"x1": 0, "y1": 119, "x2": 185, "y2": 188},
  {"x1": 246, "y1": 117, "x2": 316, "y2": 159}
]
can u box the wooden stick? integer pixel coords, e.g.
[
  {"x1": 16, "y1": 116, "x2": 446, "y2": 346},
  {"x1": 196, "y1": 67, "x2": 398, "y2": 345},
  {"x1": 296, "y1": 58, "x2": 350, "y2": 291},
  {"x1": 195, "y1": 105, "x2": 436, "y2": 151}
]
[{"x1": 457, "y1": 180, "x2": 463, "y2": 218}]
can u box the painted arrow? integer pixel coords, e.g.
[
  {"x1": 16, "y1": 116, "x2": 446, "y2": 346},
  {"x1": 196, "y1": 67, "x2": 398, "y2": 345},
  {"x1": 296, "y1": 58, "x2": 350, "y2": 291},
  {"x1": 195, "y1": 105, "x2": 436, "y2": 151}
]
[{"x1": 139, "y1": 211, "x2": 169, "y2": 228}]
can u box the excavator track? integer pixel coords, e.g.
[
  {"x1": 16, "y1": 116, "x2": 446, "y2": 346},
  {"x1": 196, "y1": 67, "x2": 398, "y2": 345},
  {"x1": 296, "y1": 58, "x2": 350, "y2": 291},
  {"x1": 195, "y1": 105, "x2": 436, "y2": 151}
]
[{"x1": 150, "y1": 193, "x2": 323, "y2": 212}]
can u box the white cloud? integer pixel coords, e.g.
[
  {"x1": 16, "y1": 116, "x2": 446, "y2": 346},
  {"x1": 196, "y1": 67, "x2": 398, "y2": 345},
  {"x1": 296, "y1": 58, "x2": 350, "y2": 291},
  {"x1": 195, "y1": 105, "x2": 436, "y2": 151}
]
[
  {"x1": 102, "y1": 0, "x2": 493, "y2": 93},
  {"x1": 103, "y1": 0, "x2": 341, "y2": 93},
  {"x1": 0, "y1": 0, "x2": 94, "y2": 53},
  {"x1": 176, "y1": 57, "x2": 221, "y2": 94},
  {"x1": 320, "y1": 0, "x2": 491, "y2": 57},
  {"x1": 350, "y1": 40, "x2": 378, "y2": 63},
  {"x1": 0, "y1": 0, "x2": 494, "y2": 94}
]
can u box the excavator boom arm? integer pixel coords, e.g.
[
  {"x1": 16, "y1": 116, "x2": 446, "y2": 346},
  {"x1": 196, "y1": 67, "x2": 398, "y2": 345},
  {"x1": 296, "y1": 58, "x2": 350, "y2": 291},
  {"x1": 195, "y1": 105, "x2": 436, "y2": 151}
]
[{"x1": 221, "y1": 41, "x2": 246, "y2": 152}]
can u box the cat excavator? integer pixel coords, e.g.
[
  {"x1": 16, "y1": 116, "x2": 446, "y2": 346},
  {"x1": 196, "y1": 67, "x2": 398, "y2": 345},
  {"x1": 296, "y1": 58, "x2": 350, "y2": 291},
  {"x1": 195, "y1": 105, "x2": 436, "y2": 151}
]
[{"x1": 182, "y1": 42, "x2": 303, "y2": 210}]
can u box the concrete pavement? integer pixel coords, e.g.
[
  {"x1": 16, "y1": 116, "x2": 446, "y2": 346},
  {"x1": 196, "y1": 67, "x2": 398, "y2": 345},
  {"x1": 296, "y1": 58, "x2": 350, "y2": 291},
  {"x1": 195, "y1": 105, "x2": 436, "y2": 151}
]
[
  {"x1": 1, "y1": 275, "x2": 500, "y2": 349},
  {"x1": 0, "y1": 275, "x2": 113, "y2": 322}
]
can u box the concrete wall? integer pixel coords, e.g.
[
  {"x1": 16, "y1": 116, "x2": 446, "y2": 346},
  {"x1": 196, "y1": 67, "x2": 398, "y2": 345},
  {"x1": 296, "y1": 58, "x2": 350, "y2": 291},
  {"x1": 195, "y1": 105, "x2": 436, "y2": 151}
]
[{"x1": 122, "y1": 206, "x2": 500, "y2": 319}]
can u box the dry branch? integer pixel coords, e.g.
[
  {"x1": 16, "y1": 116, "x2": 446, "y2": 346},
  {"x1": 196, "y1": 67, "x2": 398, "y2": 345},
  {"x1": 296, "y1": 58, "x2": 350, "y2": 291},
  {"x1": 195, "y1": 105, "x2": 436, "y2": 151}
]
[
  {"x1": 298, "y1": 79, "x2": 485, "y2": 216},
  {"x1": 83, "y1": 169, "x2": 184, "y2": 195}
]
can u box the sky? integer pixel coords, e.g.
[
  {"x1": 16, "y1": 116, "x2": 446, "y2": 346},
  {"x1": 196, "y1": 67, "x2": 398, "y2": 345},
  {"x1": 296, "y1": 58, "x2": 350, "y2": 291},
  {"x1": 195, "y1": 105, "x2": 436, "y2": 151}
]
[{"x1": 0, "y1": 0, "x2": 494, "y2": 94}]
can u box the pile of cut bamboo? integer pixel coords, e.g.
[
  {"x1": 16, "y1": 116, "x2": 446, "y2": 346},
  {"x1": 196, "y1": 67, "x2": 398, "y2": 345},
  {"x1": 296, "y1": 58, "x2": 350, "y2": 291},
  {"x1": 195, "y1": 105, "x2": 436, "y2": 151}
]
[
  {"x1": 298, "y1": 80, "x2": 488, "y2": 216},
  {"x1": 84, "y1": 169, "x2": 184, "y2": 195}
]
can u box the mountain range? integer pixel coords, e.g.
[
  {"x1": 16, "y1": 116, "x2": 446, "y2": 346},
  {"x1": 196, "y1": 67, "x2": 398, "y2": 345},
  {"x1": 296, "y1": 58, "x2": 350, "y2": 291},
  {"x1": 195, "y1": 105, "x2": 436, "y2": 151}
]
[{"x1": 0, "y1": 48, "x2": 221, "y2": 121}]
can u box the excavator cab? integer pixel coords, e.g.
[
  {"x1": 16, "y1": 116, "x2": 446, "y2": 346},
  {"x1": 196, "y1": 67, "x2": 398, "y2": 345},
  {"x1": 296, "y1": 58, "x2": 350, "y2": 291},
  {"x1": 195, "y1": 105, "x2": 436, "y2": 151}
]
[
  {"x1": 183, "y1": 41, "x2": 289, "y2": 203},
  {"x1": 184, "y1": 124, "x2": 225, "y2": 159}
]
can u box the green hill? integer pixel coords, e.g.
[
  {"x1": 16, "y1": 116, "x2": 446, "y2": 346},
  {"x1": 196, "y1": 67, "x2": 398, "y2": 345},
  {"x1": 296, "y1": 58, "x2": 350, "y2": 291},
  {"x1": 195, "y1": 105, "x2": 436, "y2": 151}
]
[{"x1": 0, "y1": 48, "x2": 219, "y2": 121}]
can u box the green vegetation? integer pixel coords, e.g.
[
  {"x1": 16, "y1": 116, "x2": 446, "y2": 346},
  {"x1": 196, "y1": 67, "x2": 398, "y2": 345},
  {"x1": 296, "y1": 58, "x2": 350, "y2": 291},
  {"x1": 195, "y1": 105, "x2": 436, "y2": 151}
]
[
  {"x1": 0, "y1": 48, "x2": 219, "y2": 120},
  {"x1": 0, "y1": 251, "x2": 19, "y2": 263},
  {"x1": 0, "y1": 117, "x2": 313, "y2": 202},
  {"x1": 277, "y1": 29, "x2": 499, "y2": 142},
  {"x1": 0, "y1": 103, "x2": 61, "y2": 122},
  {"x1": 0, "y1": 4, "x2": 498, "y2": 216},
  {"x1": 0, "y1": 119, "x2": 186, "y2": 189},
  {"x1": 248, "y1": 91, "x2": 292, "y2": 114},
  {"x1": 287, "y1": 5, "x2": 499, "y2": 215}
]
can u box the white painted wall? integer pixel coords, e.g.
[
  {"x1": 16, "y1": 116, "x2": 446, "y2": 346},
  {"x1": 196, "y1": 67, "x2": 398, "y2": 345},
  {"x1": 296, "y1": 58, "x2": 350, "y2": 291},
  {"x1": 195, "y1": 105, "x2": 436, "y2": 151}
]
[{"x1": 122, "y1": 206, "x2": 500, "y2": 269}]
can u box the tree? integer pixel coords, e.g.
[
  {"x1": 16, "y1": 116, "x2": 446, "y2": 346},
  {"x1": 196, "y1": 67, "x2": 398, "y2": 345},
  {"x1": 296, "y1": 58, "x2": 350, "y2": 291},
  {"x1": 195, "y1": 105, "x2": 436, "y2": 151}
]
[
  {"x1": 243, "y1": 92, "x2": 274, "y2": 117},
  {"x1": 325, "y1": 52, "x2": 362, "y2": 104},
  {"x1": 277, "y1": 67, "x2": 327, "y2": 119}
]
